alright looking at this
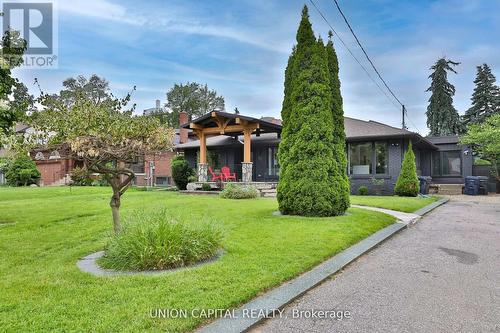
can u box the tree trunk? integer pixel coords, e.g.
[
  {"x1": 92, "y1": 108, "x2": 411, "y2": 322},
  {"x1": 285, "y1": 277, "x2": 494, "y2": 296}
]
[{"x1": 110, "y1": 190, "x2": 122, "y2": 234}]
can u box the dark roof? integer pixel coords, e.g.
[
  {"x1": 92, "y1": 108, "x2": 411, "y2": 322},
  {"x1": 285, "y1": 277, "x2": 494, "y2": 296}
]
[
  {"x1": 176, "y1": 113, "x2": 437, "y2": 150},
  {"x1": 180, "y1": 111, "x2": 282, "y2": 134},
  {"x1": 426, "y1": 135, "x2": 460, "y2": 144}
]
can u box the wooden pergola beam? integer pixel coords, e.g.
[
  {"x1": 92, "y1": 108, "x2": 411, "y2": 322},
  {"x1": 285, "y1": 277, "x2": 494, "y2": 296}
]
[{"x1": 194, "y1": 124, "x2": 259, "y2": 135}]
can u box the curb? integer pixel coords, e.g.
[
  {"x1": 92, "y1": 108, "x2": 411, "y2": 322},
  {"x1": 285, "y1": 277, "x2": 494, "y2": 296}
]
[
  {"x1": 77, "y1": 249, "x2": 224, "y2": 277},
  {"x1": 414, "y1": 197, "x2": 449, "y2": 216},
  {"x1": 197, "y1": 222, "x2": 406, "y2": 333}
]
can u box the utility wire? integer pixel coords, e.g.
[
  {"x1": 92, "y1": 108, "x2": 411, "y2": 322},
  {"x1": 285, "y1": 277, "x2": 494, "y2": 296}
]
[
  {"x1": 308, "y1": 0, "x2": 400, "y2": 111},
  {"x1": 331, "y1": 0, "x2": 404, "y2": 107}
]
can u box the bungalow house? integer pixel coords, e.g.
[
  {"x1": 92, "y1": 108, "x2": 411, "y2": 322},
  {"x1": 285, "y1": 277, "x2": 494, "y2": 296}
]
[{"x1": 176, "y1": 111, "x2": 473, "y2": 194}]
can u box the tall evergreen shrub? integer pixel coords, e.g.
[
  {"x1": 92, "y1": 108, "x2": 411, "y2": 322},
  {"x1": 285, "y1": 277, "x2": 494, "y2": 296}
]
[
  {"x1": 394, "y1": 143, "x2": 419, "y2": 197},
  {"x1": 277, "y1": 6, "x2": 348, "y2": 216}
]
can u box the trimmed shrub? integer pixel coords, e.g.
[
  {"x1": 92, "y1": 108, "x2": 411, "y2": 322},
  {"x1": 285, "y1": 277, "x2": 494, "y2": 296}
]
[
  {"x1": 187, "y1": 175, "x2": 198, "y2": 183},
  {"x1": 100, "y1": 210, "x2": 223, "y2": 271},
  {"x1": 358, "y1": 186, "x2": 369, "y2": 195},
  {"x1": 220, "y1": 183, "x2": 259, "y2": 199},
  {"x1": 171, "y1": 155, "x2": 194, "y2": 190},
  {"x1": 201, "y1": 183, "x2": 212, "y2": 191},
  {"x1": 395, "y1": 143, "x2": 419, "y2": 197},
  {"x1": 5, "y1": 154, "x2": 40, "y2": 186}
]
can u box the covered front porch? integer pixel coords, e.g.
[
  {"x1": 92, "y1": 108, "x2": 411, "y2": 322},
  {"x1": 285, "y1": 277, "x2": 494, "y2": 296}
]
[{"x1": 179, "y1": 111, "x2": 282, "y2": 183}]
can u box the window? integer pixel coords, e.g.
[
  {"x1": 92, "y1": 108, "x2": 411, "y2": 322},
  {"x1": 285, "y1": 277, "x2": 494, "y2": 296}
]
[
  {"x1": 375, "y1": 142, "x2": 388, "y2": 174},
  {"x1": 268, "y1": 147, "x2": 279, "y2": 176},
  {"x1": 155, "y1": 176, "x2": 170, "y2": 186},
  {"x1": 349, "y1": 142, "x2": 388, "y2": 176},
  {"x1": 432, "y1": 151, "x2": 462, "y2": 176},
  {"x1": 127, "y1": 157, "x2": 145, "y2": 174},
  {"x1": 349, "y1": 143, "x2": 372, "y2": 175}
]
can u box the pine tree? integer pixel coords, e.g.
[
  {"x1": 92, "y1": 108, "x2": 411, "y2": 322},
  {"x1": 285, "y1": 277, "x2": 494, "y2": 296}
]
[
  {"x1": 394, "y1": 143, "x2": 419, "y2": 197},
  {"x1": 425, "y1": 58, "x2": 462, "y2": 136},
  {"x1": 463, "y1": 64, "x2": 500, "y2": 126},
  {"x1": 277, "y1": 6, "x2": 347, "y2": 216},
  {"x1": 325, "y1": 32, "x2": 350, "y2": 212}
]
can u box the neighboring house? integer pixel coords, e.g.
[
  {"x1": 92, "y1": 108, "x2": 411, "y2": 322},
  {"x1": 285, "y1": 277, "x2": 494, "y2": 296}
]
[
  {"x1": 176, "y1": 111, "x2": 474, "y2": 194},
  {"x1": 21, "y1": 104, "x2": 190, "y2": 186}
]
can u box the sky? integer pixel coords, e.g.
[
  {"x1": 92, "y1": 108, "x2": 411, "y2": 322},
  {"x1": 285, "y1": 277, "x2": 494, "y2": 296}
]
[{"x1": 9, "y1": 0, "x2": 500, "y2": 135}]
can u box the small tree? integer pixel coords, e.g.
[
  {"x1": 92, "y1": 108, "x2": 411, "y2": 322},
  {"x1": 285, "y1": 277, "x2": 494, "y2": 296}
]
[
  {"x1": 461, "y1": 114, "x2": 500, "y2": 180},
  {"x1": 394, "y1": 143, "x2": 419, "y2": 197},
  {"x1": 5, "y1": 154, "x2": 40, "y2": 186},
  {"x1": 1, "y1": 30, "x2": 33, "y2": 135},
  {"x1": 171, "y1": 155, "x2": 194, "y2": 190},
  {"x1": 32, "y1": 85, "x2": 174, "y2": 233}
]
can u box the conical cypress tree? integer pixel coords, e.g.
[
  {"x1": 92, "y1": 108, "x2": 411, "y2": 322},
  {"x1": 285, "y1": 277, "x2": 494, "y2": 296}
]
[
  {"x1": 394, "y1": 143, "x2": 419, "y2": 197},
  {"x1": 325, "y1": 32, "x2": 350, "y2": 212},
  {"x1": 425, "y1": 58, "x2": 462, "y2": 136},
  {"x1": 277, "y1": 6, "x2": 346, "y2": 216},
  {"x1": 463, "y1": 64, "x2": 500, "y2": 126}
]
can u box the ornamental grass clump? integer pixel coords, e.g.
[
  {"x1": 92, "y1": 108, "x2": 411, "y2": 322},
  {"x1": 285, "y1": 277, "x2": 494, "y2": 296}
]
[
  {"x1": 219, "y1": 183, "x2": 259, "y2": 199},
  {"x1": 100, "y1": 210, "x2": 223, "y2": 271}
]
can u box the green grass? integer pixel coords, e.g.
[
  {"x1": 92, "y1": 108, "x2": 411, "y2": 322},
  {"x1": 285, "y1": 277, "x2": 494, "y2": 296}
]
[
  {"x1": 0, "y1": 187, "x2": 394, "y2": 332},
  {"x1": 350, "y1": 195, "x2": 439, "y2": 213}
]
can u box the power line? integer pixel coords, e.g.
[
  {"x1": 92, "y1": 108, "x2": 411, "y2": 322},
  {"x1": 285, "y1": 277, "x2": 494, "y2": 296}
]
[
  {"x1": 308, "y1": 0, "x2": 400, "y2": 111},
  {"x1": 331, "y1": 0, "x2": 404, "y2": 107}
]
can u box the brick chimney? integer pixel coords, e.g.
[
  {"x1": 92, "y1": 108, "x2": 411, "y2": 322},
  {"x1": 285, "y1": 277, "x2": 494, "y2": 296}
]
[{"x1": 179, "y1": 111, "x2": 189, "y2": 144}]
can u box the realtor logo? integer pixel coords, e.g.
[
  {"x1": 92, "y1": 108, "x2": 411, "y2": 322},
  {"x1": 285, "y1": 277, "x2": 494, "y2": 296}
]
[{"x1": 2, "y1": 1, "x2": 58, "y2": 68}]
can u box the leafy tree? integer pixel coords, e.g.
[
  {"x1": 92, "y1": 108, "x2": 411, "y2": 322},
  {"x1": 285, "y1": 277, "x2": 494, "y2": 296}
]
[
  {"x1": 5, "y1": 154, "x2": 40, "y2": 186},
  {"x1": 394, "y1": 143, "x2": 419, "y2": 197},
  {"x1": 460, "y1": 114, "x2": 500, "y2": 180},
  {"x1": 31, "y1": 86, "x2": 174, "y2": 233},
  {"x1": 58, "y1": 74, "x2": 114, "y2": 106},
  {"x1": 425, "y1": 58, "x2": 462, "y2": 136},
  {"x1": 165, "y1": 82, "x2": 224, "y2": 127},
  {"x1": 171, "y1": 155, "x2": 194, "y2": 190},
  {"x1": 0, "y1": 30, "x2": 32, "y2": 134},
  {"x1": 462, "y1": 64, "x2": 500, "y2": 126},
  {"x1": 325, "y1": 31, "x2": 350, "y2": 211},
  {"x1": 277, "y1": 6, "x2": 347, "y2": 216}
]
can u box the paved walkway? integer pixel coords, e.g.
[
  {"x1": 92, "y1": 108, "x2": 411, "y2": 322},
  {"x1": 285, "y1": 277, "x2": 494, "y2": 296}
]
[
  {"x1": 253, "y1": 195, "x2": 500, "y2": 333},
  {"x1": 351, "y1": 204, "x2": 420, "y2": 225}
]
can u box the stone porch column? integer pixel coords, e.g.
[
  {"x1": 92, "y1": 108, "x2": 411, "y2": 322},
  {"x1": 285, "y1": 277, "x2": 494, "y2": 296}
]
[
  {"x1": 242, "y1": 162, "x2": 253, "y2": 183},
  {"x1": 198, "y1": 163, "x2": 208, "y2": 182}
]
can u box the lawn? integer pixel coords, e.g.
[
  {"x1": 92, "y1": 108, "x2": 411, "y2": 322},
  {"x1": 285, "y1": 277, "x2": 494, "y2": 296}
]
[
  {"x1": 350, "y1": 195, "x2": 439, "y2": 213},
  {"x1": 0, "y1": 187, "x2": 394, "y2": 332}
]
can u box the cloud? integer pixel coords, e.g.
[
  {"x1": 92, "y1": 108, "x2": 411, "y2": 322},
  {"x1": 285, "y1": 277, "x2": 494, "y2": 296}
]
[{"x1": 55, "y1": 0, "x2": 288, "y2": 53}]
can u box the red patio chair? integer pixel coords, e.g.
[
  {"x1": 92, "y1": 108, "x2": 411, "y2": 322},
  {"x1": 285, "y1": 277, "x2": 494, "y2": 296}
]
[
  {"x1": 221, "y1": 166, "x2": 237, "y2": 182},
  {"x1": 208, "y1": 166, "x2": 223, "y2": 182}
]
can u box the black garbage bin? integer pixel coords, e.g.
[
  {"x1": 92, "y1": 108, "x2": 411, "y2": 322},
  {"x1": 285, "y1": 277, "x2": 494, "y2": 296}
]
[
  {"x1": 478, "y1": 176, "x2": 489, "y2": 195},
  {"x1": 418, "y1": 176, "x2": 431, "y2": 195},
  {"x1": 464, "y1": 176, "x2": 479, "y2": 195}
]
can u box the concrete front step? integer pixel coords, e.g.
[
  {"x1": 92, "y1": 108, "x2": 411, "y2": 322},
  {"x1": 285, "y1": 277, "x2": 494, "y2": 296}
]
[
  {"x1": 260, "y1": 189, "x2": 277, "y2": 197},
  {"x1": 429, "y1": 183, "x2": 463, "y2": 195}
]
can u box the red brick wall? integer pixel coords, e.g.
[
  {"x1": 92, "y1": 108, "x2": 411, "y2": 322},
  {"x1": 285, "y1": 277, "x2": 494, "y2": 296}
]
[
  {"x1": 36, "y1": 159, "x2": 73, "y2": 186},
  {"x1": 135, "y1": 152, "x2": 176, "y2": 186}
]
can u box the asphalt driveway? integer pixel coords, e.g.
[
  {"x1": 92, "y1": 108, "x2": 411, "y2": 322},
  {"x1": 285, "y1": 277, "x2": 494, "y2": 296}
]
[{"x1": 253, "y1": 195, "x2": 500, "y2": 333}]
